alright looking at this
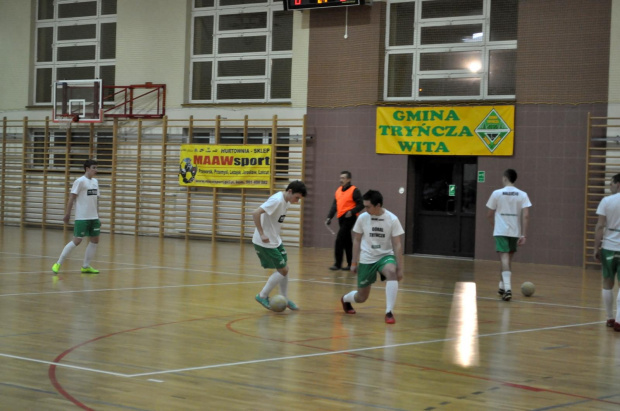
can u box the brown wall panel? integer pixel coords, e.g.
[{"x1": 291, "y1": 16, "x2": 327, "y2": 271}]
[
  {"x1": 307, "y1": 5, "x2": 385, "y2": 107},
  {"x1": 475, "y1": 104, "x2": 607, "y2": 266},
  {"x1": 303, "y1": 0, "x2": 613, "y2": 267},
  {"x1": 302, "y1": 106, "x2": 408, "y2": 251},
  {"x1": 517, "y1": 0, "x2": 611, "y2": 103},
  {"x1": 474, "y1": 0, "x2": 612, "y2": 266}
]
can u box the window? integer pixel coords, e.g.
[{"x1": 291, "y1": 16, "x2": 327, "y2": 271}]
[
  {"x1": 191, "y1": 0, "x2": 293, "y2": 103},
  {"x1": 385, "y1": 0, "x2": 517, "y2": 101},
  {"x1": 34, "y1": 0, "x2": 117, "y2": 104},
  {"x1": 30, "y1": 130, "x2": 113, "y2": 170}
]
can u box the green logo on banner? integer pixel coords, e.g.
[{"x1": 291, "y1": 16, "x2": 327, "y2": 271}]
[{"x1": 475, "y1": 109, "x2": 511, "y2": 153}]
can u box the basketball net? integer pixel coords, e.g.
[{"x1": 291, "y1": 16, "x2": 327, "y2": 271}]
[{"x1": 56, "y1": 114, "x2": 79, "y2": 133}]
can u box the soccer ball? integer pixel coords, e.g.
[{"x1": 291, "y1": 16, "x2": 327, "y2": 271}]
[
  {"x1": 270, "y1": 294, "x2": 287, "y2": 312},
  {"x1": 521, "y1": 282, "x2": 535, "y2": 297}
]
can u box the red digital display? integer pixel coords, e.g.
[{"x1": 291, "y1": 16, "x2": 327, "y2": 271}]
[{"x1": 284, "y1": 0, "x2": 364, "y2": 11}]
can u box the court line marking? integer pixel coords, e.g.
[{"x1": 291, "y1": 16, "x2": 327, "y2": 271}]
[
  {"x1": 0, "y1": 268, "x2": 131, "y2": 276},
  {"x1": 303, "y1": 279, "x2": 607, "y2": 312},
  {"x1": 0, "y1": 320, "x2": 602, "y2": 378},
  {"x1": 125, "y1": 320, "x2": 602, "y2": 378},
  {"x1": 0, "y1": 280, "x2": 271, "y2": 297},
  {"x1": 0, "y1": 252, "x2": 603, "y2": 313},
  {"x1": 4, "y1": 249, "x2": 583, "y2": 308},
  {"x1": 0, "y1": 352, "x2": 127, "y2": 377},
  {"x1": 0, "y1": 255, "x2": 30, "y2": 260},
  {"x1": 2, "y1": 232, "x2": 606, "y2": 399},
  {"x1": 0, "y1": 250, "x2": 260, "y2": 275},
  {"x1": 0, "y1": 269, "x2": 604, "y2": 313},
  {"x1": 0, "y1": 270, "x2": 61, "y2": 276},
  {"x1": 532, "y1": 393, "x2": 620, "y2": 411}
]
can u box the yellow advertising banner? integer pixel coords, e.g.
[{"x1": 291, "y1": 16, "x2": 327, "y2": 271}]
[
  {"x1": 179, "y1": 144, "x2": 271, "y2": 188},
  {"x1": 376, "y1": 106, "x2": 515, "y2": 156}
]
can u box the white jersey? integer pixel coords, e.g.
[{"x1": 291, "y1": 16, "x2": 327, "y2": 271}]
[
  {"x1": 252, "y1": 191, "x2": 290, "y2": 249},
  {"x1": 486, "y1": 185, "x2": 531, "y2": 237},
  {"x1": 596, "y1": 193, "x2": 620, "y2": 251},
  {"x1": 352, "y1": 209, "x2": 404, "y2": 264},
  {"x1": 71, "y1": 175, "x2": 100, "y2": 220}
]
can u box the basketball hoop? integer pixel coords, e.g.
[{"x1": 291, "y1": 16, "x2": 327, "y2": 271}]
[
  {"x1": 55, "y1": 114, "x2": 79, "y2": 133},
  {"x1": 66, "y1": 114, "x2": 80, "y2": 131},
  {"x1": 51, "y1": 79, "x2": 104, "y2": 124}
]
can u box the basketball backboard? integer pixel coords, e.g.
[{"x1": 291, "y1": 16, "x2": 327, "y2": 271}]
[{"x1": 52, "y1": 79, "x2": 103, "y2": 123}]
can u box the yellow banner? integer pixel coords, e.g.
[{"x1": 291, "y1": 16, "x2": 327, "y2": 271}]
[
  {"x1": 376, "y1": 106, "x2": 515, "y2": 156},
  {"x1": 179, "y1": 145, "x2": 271, "y2": 188}
]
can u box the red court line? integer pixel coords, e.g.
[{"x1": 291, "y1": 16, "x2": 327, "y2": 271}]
[
  {"x1": 47, "y1": 315, "x2": 227, "y2": 410},
  {"x1": 224, "y1": 313, "x2": 620, "y2": 406},
  {"x1": 47, "y1": 311, "x2": 620, "y2": 409}
]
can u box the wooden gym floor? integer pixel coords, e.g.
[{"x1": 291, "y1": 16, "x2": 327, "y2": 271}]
[{"x1": 0, "y1": 225, "x2": 619, "y2": 411}]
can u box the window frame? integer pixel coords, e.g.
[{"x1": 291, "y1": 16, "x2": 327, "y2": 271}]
[
  {"x1": 384, "y1": 0, "x2": 517, "y2": 102},
  {"x1": 190, "y1": 1, "x2": 293, "y2": 104},
  {"x1": 29, "y1": 128, "x2": 113, "y2": 171},
  {"x1": 34, "y1": 0, "x2": 116, "y2": 105}
]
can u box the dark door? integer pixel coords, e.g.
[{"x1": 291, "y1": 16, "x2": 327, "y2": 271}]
[{"x1": 412, "y1": 157, "x2": 477, "y2": 257}]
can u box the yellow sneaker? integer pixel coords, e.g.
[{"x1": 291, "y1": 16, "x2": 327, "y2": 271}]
[
  {"x1": 81, "y1": 266, "x2": 99, "y2": 274},
  {"x1": 52, "y1": 263, "x2": 60, "y2": 274}
]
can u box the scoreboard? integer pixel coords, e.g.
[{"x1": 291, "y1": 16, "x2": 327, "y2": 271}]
[{"x1": 283, "y1": 0, "x2": 364, "y2": 11}]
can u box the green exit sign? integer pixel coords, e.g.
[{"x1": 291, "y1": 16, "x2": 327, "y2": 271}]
[
  {"x1": 449, "y1": 185, "x2": 455, "y2": 196},
  {"x1": 478, "y1": 171, "x2": 485, "y2": 183}
]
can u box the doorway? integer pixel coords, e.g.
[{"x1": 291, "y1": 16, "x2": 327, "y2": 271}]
[{"x1": 408, "y1": 156, "x2": 477, "y2": 258}]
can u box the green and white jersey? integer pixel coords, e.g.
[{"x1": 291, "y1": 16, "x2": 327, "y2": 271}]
[
  {"x1": 72, "y1": 175, "x2": 100, "y2": 220},
  {"x1": 352, "y1": 209, "x2": 404, "y2": 264},
  {"x1": 252, "y1": 191, "x2": 289, "y2": 249},
  {"x1": 486, "y1": 186, "x2": 531, "y2": 237},
  {"x1": 596, "y1": 193, "x2": 620, "y2": 251}
]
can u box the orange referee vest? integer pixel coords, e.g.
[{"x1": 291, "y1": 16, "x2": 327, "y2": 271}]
[{"x1": 335, "y1": 185, "x2": 357, "y2": 218}]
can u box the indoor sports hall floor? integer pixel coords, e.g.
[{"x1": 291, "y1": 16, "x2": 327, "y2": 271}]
[{"x1": 1, "y1": 225, "x2": 619, "y2": 410}]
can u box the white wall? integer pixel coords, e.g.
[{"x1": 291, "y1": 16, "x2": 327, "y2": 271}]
[
  {"x1": 0, "y1": 1, "x2": 309, "y2": 125},
  {"x1": 0, "y1": 0, "x2": 33, "y2": 113},
  {"x1": 115, "y1": 0, "x2": 188, "y2": 111},
  {"x1": 115, "y1": 0, "x2": 308, "y2": 122},
  {"x1": 291, "y1": 11, "x2": 309, "y2": 109},
  {"x1": 608, "y1": 0, "x2": 620, "y2": 135}
]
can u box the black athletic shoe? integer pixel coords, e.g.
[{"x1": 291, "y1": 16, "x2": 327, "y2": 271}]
[
  {"x1": 502, "y1": 290, "x2": 512, "y2": 301},
  {"x1": 498, "y1": 288, "x2": 505, "y2": 296}
]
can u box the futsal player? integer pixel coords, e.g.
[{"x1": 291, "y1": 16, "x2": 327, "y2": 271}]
[
  {"x1": 593, "y1": 173, "x2": 620, "y2": 330},
  {"x1": 486, "y1": 169, "x2": 531, "y2": 301},
  {"x1": 340, "y1": 190, "x2": 405, "y2": 324},
  {"x1": 252, "y1": 180, "x2": 307, "y2": 311},
  {"x1": 52, "y1": 159, "x2": 101, "y2": 275}
]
